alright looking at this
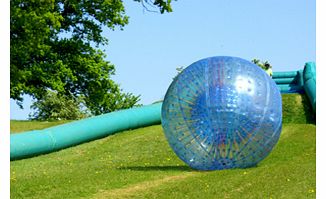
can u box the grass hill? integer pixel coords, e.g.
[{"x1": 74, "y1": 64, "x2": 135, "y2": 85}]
[{"x1": 10, "y1": 93, "x2": 316, "y2": 198}]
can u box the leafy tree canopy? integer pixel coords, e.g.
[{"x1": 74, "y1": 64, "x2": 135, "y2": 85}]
[
  {"x1": 29, "y1": 90, "x2": 89, "y2": 120},
  {"x1": 251, "y1": 59, "x2": 272, "y2": 70},
  {"x1": 135, "y1": 0, "x2": 173, "y2": 13},
  {"x1": 11, "y1": 0, "x2": 174, "y2": 115}
]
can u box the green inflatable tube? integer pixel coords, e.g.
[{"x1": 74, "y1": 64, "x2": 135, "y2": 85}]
[
  {"x1": 303, "y1": 62, "x2": 316, "y2": 112},
  {"x1": 297, "y1": 70, "x2": 304, "y2": 87},
  {"x1": 277, "y1": 84, "x2": 303, "y2": 93},
  {"x1": 272, "y1": 71, "x2": 297, "y2": 78},
  {"x1": 274, "y1": 77, "x2": 297, "y2": 84},
  {"x1": 10, "y1": 103, "x2": 162, "y2": 160}
]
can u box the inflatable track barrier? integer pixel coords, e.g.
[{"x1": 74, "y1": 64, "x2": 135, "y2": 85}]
[{"x1": 10, "y1": 62, "x2": 316, "y2": 161}]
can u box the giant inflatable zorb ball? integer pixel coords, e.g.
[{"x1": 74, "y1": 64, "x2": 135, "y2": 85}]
[{"x1": 161, "y1": 56, "x2": 282, "y2": 170}]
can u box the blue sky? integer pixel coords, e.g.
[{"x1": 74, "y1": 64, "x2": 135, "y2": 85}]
[{"x1": 10, "y1": 0, "x2": 316, "y2": 120}]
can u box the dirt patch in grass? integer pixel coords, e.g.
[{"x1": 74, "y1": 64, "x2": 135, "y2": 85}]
[{"x1": 92, "y1": 172, "x2": 198, "y2": 199}]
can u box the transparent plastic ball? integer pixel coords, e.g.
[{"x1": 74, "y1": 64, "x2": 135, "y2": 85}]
[{"x1": 161, "y1": 56, "x2": 282, "y2": 170}]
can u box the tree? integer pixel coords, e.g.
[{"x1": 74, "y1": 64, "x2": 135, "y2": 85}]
[
  {"x1": 251, "y1": 58, "x2": 260, "y2": 65},
  {"x1": 135, "y1": 0, "x2": 173, "y2": 13},
  {"x1": 251, "y1": 59, "x2": 273, "y2": 76},
  {"x1": 251, "y1": 59, "x2": 272, "y2": 71},
  {"x1": 10, "y1": 0, "x2": 174, "y2": 114},
  {"x1": 29, "y1": 90, "x2": 89, "y2": 120},
  {"x1": 172, "y1": 66, "x2": 184, "y2": 80}
]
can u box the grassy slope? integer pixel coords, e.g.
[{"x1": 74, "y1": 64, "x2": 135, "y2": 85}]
[
  {"x1": 10, "y1": 124, "x2": 316, "y2": 199},
  {"x1": 10, "y1": 120, "x2": 71, "y2": 133},
  {"x1": 281, "y1": 94, "x2": 315, "y2": 124},
  {"x1": 10, "y1": 94, "x2": 316, "y2": 198}
]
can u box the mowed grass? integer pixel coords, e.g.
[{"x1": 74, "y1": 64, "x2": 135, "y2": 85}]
[
  {"x1": 10, "y1": 120, "x2": 71, "y2": 133},
  {"x1": 10, "y1": 93, "x2": 316, "y2": 198},
  {"x1": 282, "y1": 93, "x2": 315, "y2": 124},
  {"x1": 11, "y1": 124, "x2": 316, "y2": 199}
]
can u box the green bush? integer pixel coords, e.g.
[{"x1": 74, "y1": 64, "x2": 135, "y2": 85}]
[{"x1": 29, "y1": 91, "x2": 90, "y2": 121}]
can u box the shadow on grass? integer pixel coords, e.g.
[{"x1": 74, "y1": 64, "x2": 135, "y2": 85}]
[
  {"x1": 118, "y1": 165, "x2": 193, "y2": 172},
  {"x1": 118, "y1": 164, "x2": 261, "y2": 172},
  {"x1": 301, "y1": 94, "x2": 316, "y2": 124}
]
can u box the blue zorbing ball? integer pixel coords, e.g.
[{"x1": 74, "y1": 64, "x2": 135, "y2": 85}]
[{"x1": 161, "y1": 56, "x2": 282, "y2": 170}]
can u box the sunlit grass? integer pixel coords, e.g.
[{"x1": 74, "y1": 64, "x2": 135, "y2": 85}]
[
  {"x1": 10, "y1": 93, "x2": 316, "y2": 198},
  {"x1": 282, "y1": 93, "x2": 315, "y2": 124},
  {"x1": 10, "y1": 120, "x2": 71, "y2": 133},
  {"x1": 10, "y1": 124, "x2": 315, "y2": 199}
]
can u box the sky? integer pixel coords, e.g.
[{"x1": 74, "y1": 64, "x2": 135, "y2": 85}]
[{"x1": 10, "y1": 0, "x2": 316, "y2": 120}]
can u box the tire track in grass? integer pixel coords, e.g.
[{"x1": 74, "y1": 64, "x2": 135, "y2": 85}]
[{"x1": 91, "y1": 172, "x2": 199, "y2": 199}]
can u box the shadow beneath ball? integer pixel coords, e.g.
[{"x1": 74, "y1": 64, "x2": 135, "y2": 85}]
[
  {"x1": 118, "y1": 164, "x2": 259, "y2": 171},
  {"x1": 118, "y1": 165, "x2": 192, "y2": 172}
]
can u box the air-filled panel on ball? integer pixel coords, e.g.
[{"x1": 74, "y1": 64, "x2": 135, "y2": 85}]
[{"x1": 161, "y1": 56, "x2": 282, "y2": 170}]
